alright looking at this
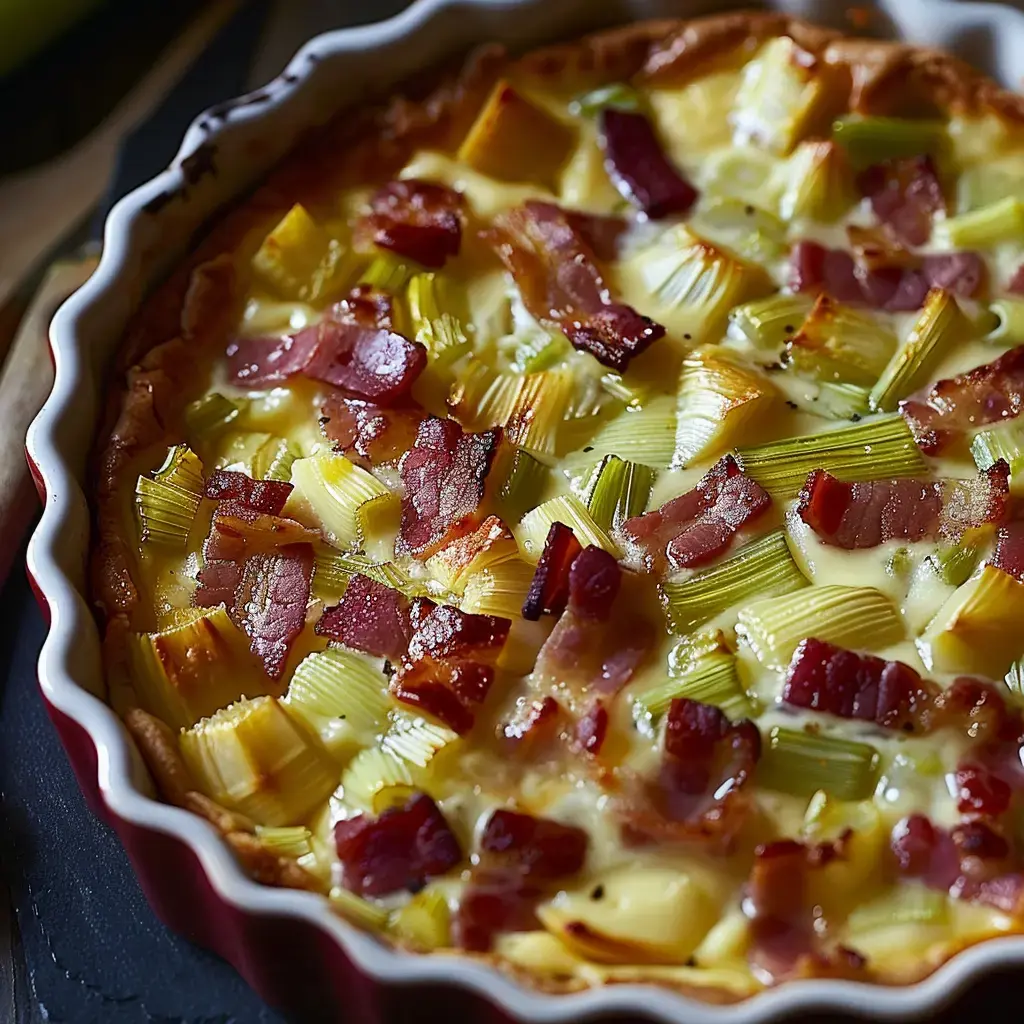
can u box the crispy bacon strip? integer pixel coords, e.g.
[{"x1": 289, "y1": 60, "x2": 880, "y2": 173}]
[
  {"x1": 796, "y1": 464, "x2": 1009, "y2": 549},
  {"x1": 203, "y1": 469, "x2": 292, "y2": 514},
  {"x1": 397, "y1": 416, "x2": 502, "y2": 559},
  {"x1": 622, "y1": 698, "x2": 761, "y2": 848},
  {"x1": 315, "y1": 574, "x2": 412, "y2": 662},
  {"x1": 783, "y1": 638, "x2": 940, "y2": 733},
  {"x1": 901, "y1": 345, "x2": 1024, "y2": 454},
  {"x1": 500, "y1": 695, "x2": 564, "y2": 749},
  {"x1": 521, "y1": 522, "x2": 583, "y2": 621},
  {"x1": 227, "y1": 286, "x2": 426, "y2": 403},
  {"x1": 993, "y1": 522, "x2": 1024, "y2": 583},
  {"x1": 857, "y1": 155, "x2": 944, "y2": 248},
  {"x1": 320, "y1": 392, "x2": 427, "y2": 467},
  {"x1": 392, "y1": 600, "x2": 510, "y2": 735},
  {"x1": 598, "y1": 109, "x2": 698, "y2": 220},
  {"x1": 790, "y1": 240, "x2": 985, "y2": 311},
  {"x1": 334, "y1": 793, "x2": 462, "y2": 897},
  {"x1": 355, "y1": 178, "x2": 465, "y2": 268},
  {"x1": 621, "y1": 455, "x2": 771, "y2": 573},
  {"x1": 485, "y1": 200, "x2": 664, "y2": 371}
]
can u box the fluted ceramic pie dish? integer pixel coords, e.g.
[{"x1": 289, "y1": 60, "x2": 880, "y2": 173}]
[{"x1": 25, "y1": 0, "x2": 1024, "y2": 1020}]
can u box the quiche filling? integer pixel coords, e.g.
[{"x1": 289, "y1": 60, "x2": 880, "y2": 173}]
[{"x1": 104, "y1": 15, "x2": 1024, "y2": 998}]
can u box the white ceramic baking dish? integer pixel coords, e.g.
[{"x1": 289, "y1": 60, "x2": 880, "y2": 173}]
[{"x1": 25, "y1": 0, "x2": 1024, "y2": 1019}]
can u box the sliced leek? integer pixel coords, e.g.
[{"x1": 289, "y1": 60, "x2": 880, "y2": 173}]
[
  {"x1": 832, "y1": 115, "x2": 947, "y2": 169},
  {"x1": 340, "y1": 747, "x2": 419, "y2": 812},
  {"x1": 425, "y1": 516, "x2": 519, "y2": 594},
  {"x1": 735, "y1": 413, "x2": 927, "y2": 498},
  {"x1": 985, "y1": 299, "x2": 1024, "y2": 345},
  {"x1": 674, "y1": 347, "x2": 776, "y2": 466},
  {"x1": 504, "y1": 369, "x2": 574, "y2": 455},
  {"x1": 135, "y1": 444, "x2": 204, "y2": 550},
  {"x1": 972, "y1": 419, "x2": 1024, "y2": 488},
  {"x1": 287, "y1": 451, "x2": 399, "y2": 554},
  {"x1": 728, "y1": 294, "x2": 815, "y2": 352},
  {"x1": 255, "y1": 825, "x2": 312, "y2": 858},
  {"x1": 407, "y1": 273, "x2": 471, "y2": 366},
  {"x1": 563, "y1": 395, "x2": 678, "y2": 471},
  {"x1": 180, "y1": 697, "x2": 338, "y2": 826},
  {"x1": 359, "y1": 252, "x2": 414, "y2": 292},
  {"x1": 633, "y1": 653, "x2": 754, "y2": 723},
  {"x1": 184, "y1": 392, "x2": 240, "y2": 442},
  {"x1": 311, "y1": 547, "x2": 424, "y2": 603},
  {"x1": 584, "y1": 455, "x2": 654, "y2": 532},
  {"x1": 785, "y1": 380, "x2": 872, "y2": 422},
  {"x1": 392, "y1": 887, "x2": 451, "y2": 949},
  {"x1": 1006, "y1": 655, "x2": 1024, "y2": 700},
  {"x1": 758, "y1": 726, "x2": 880, "y2": 801},
  {"x1": 569, "y1": 83, "x2": 643, "y2": 117},
  {"x1": 516, "y1": 494, "x2": 620, "y2": 561},
  {"x1": 282, "y1": 649, "x2": 391, "y2": 759},
  {"x1": 847, "y1": 885, "x2": 948, "y2": 934},
  {"x1": 933, "y1": 196, "x2": 1024, "y2": 249},
  {"x1": 780, "y1": 139, "x2": 855, "y2": 222},
  {"x1": 870, "y1": 290, "x2": 970, "y2": 412},
  {"x1": 381, "y1": 713, "x2": 461, "y2": 770},
  {"x1": 460, "y1": 559, "x2": 536, "y2": 618},
  {"x1": 252, "y1": 436, "x2": 300, "y2": 482},
  {"x1": 928, "y1": 537, "x2": 984, "y2": 588},
  {"x1": 329, "y1": 885, "x2": 390, "y2": 931},
  {"x1": 497, "y1": 447, "x2": 549, "y2": 522},
  {"x1": 660, "y1": 530, "x2": 808, "y2": 634}
]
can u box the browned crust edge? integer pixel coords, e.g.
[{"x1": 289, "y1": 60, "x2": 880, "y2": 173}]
[{"x1": 90, "y1": 8, "x2": 1024, "y2": 1003}]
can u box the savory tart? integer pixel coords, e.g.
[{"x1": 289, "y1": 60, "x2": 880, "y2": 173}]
[{"x1": 95, "y1": 10, "x2": 1024, "y2": 1001}]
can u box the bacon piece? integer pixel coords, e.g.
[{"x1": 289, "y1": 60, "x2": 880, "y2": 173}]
[
  {"x1": 993, "y1": 521, "x2": 1024, "y2": 583},
  {"x1": 901, "y1": 345, "x2": 1024, "y2": 454},
  {"x1": 485, "y1": 200, "x2": 664, "y2": 371},
  {"x1": 1009, "y1": 264, "x2": 1024, "y2": 295},
  {"x1": 566, "y1": 210, "x2": 628, "y2": 261},
  {"x1": 203, "y1": 469, "x2": 292, "y2": 515},
  {"x1": 790, "y1": 240, "x2": 985, "y2": 311},
  {"x1": 320, "y1": 393, "x2": 426, "y2": 467},
  {"x1": 355, "y1": 179, "x2": 464, "y2": 269},
  {"x1": 573, "y1": 701, "x2": 609, "y2": 756},
  {"x1": 935, "y1": 676, "x2": 1023, "y2": 744},
  {"x1": 622, "y1": 699, "x2": 761, "y2": 848},
  {"x1": 955, "y1": 764, "x2": 1013, "y2": 818},
  {"x1": 392, "y1": 601, "x2": 510, "y2": 734},
  {"x1": 501, "y1": 695, "x2": 564, "y2": 748},
  {"x1": 397, "y1": 417, "x2": 502, "y2": 559},
  {"x1": 454, "y1": 810, "x2": 587, "y2": 952},
  {"x1": 333, "y1": 793, "x2": 462, "y2": 897},
  {"x1": 796, "y1": 465, "x2": 1009, "y2": 549},
  {"x1": 783, "y1": 638, "x2": 940, "y2": 733},
  {"x1": 535, "y1": 547, "x2": 654, "y2": 703},
  {"x1": 227, "y1": 286, "x2": 426, "y2": 403},
  {"x1": 315, "y1": 574, "x2": 412, "y2": 662},
  {"x1": 857, "y1": 155, "x2": 944, "y2": 248},
  {"x1": 621, "y1": 455, "x2": 771, "y2": 573},
  {"x1": 521, "y1": 522, "x2": 583, "y2": 621},
  {"x1": 597, "y1": 108, "x2": 698, "y2": 220}
]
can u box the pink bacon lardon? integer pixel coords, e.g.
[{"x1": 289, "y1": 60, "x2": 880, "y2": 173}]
[
  {"x1": 355, "y1": 178, "x2": 465, "y2": 269},
  {"x1": 790, "y1": 239, "x2": 985, "y2": 312},
  {"x1": 597, "y1": 109, "x2": 699, "y2": 220},
  {"x1": 796, "y1": 463, "x2": 1010, "y2": 549},
  {"x1": 194, "y1": 470, "x2": 318, "y2": 680},
  {"x1": 334, "y1": 793, "x2": 463, "y2": 897},
  {"x1": 782, "y1": 639, "x2": 941, "y2": 734},
  {"x1": 521, "y1": 521, "x2": 583, "y2": 621},
  {"x1": 620, "y1": 455, "x2": 771, "y2": 574},
  {"x1": 227, "y1": 284, "x2": 427, "y2": 403},
  {"x1": 320, "y1": 392, "x2": 427, "y2": 468},
  {"x1": 857, "y1": 155, "x2": 945, "y2": 248},
  {"x1": 485, "y1": 200, "x2": 665, "y2": 371},
  {"x1": 455, "y1": 809, "x2": 588, "y2": 952},
  {"x1": 746, "y1": 839, "x2": 869, "y2": 984},
  {"x1": 901, "y1": 345, "x2": 1024, "y2": 455},
  {"x1": 315, "y1": 573, "x2": 413, "y2": 663},
  {"x1": 397, "y1": 416, "x2": 502, "y2": 560},
  {"x1": 391, "y1": 600, "x2": 511, "y2": 735},
  {"x1": 993, "y1": 521, "x2": 1024, "y2": 583}
]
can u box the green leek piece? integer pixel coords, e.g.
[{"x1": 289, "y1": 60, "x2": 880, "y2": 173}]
[
  {"x1": 392, "y1": 887, "x2": 451, "y2": 950},
  {"x1": 311, "y1": 548, "x2": 424, "y2": 603},
  {"x1": 985, "y1": 299, "x2": 1024, "y2": 345},
  {"x1": 870, "y1": 291, "x2": 971, "y2": 412},
  {"x1": 736, "y1": 585, "x2": 904, "y2": 669},
  {"x1": 728, "y1": 294, "x2": 815, "y2": 351},
  {"x1": 832, "y1": 115, "x2": 948, "y2": 169},
  {"x1": 461, "y1": 559, "x2": 536, "y2": 619},
  {"x1": 933, "y1": 196, "x2": 1024, "y2": 249},
  {"x1": 971, "y1": 419, "x2": 1024, "y2": 484},
  {"x1": 735, "y1": 413, "x2": 927, "y2": 498},
  {"x1": 633, "y1": 652, "x2": 755, "y2": 723},
  {"x1": 448, "y1": 357, "x2": 521, "y2": 428},
  {"x1": 569, "y1": 82, "x2": 643, "y2": 117},
  {"x1": 255, "y1": 825, "x2": 313, "y2": 858},
  {"x1": 360, "y1": 252, "x2": 414, "y2": 291},
  {"x1": 252, "y1": 437, "x2": 300, "y2": 482},
  {"x1": 759, "y1": 726, "x2": 880, "y2": 801},
  {"x1": 329, "y1": 886, "x2": 391, "y2": 931},
  {"x1": 289, "y1": 452, "x2": 399, "y2": 551},
  {"x1": 504, "y1": 369, "x2": 574, "y2": 455},
  {"x1": 514, "y1": 331, "x2": 571, "y2": 374},
  {"x1": 564, "y1": 395, "x2": 679, "y2": 471},
  {"x1": 780, "y1": 139, "x2": 855, "y2": 222},
  {"x1": 659, "y1": 530, "x2": 808, "y2": 634},
  {"x1": 1006, "y1": 655, "x2": 1024, "y2": 701},
  {"x1": 846, "y1": 885, "x2": 948, "y2": 934},
  {"x1": 517, "y1": 494, "x2": 620, "y2": 561},
  {"x1": 135, "y1": 444, "x2": 205, "y2": 550},
  {"x1": 584, "y1": 455, "x2": 655, "y2": 532},
  {"x1": 498, "y1": 447, "x2": 550, "y2": 523},
  {"x1": 184, "y1": 392, "x2": 240, "y2": 441},
  {"x1": 407, "y1": 273, "x2": 471, "y2": 366},
  {"x1": 381, "y1": 713, "x2": 460, "y2": 770},
  {"x1": 785, "y1": 295, "x2": 898, "y2": 387},
  {"x1": 666, "y1": 629, "x2": 731, "y2": 676},
  {"x1": 785, "y1": 379, "x2": 872, "y2": 422},
  {"x1": 675, "y1": 347, "x2": 776, "y2": 466},
  {"x1": 340, "y1": 746, "x2": 420, "y2": 812},
  {"x1": 282, "y1": 649, "x2": 391, "y2": 758},
  {"x1": 928, "y1": 538, "x2": 984, "y2": 588},
  {"x1": 697, "y1": 197, "x2": 788, "y2": 263}
]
